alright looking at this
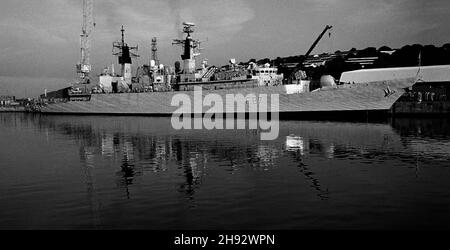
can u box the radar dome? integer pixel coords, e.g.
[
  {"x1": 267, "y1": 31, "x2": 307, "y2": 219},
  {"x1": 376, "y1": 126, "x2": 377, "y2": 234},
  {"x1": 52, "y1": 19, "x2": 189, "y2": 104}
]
[{"x1": 320, "y1": 75, "x2": 336, "y2": 88}]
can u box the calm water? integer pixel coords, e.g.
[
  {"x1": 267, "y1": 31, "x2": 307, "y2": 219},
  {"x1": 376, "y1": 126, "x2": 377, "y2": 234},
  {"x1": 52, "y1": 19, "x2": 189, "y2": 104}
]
[{"x1": 1, "y1": 113, "x2": 450, "y2": 230}]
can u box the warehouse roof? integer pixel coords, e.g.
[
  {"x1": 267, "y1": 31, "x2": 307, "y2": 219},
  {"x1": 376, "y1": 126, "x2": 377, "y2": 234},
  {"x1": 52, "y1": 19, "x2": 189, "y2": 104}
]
[{"x1": 340, "y1": 65, "x2": 450, "y2": 84}]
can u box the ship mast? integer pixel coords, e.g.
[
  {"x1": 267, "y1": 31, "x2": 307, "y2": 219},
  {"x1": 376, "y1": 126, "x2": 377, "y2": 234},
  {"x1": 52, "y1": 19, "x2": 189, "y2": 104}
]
[
  {"x1": 112, "y1": 26, "x2": 139, "y2": 87},
  {"x1": 172, "y1": 22, "x2": 202, "y2": 75},
  {"x1": 77, "y1": 0, "x2": 95, "y2": 84},
  {"x1": 151, "y1": 37, "x2": 159, "y2": 66}
]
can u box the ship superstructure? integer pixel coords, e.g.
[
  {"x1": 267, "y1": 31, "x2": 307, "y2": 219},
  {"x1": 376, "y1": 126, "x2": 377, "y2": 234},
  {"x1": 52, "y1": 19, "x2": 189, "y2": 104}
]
[{"x1": 169, "y1": 23, "x2": 285, "y2": 91}]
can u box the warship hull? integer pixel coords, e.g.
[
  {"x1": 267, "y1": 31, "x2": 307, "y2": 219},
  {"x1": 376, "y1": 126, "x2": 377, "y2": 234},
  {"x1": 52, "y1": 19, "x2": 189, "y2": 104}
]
[{"x1": 39, "y1": 79, "x2": 415, "y2": 118}]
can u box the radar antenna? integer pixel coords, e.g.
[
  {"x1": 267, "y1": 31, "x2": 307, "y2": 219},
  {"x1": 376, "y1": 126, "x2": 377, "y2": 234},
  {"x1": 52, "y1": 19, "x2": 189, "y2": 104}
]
[{"x1": 172, "y1": 22, "x2": 204, "y2": 60}]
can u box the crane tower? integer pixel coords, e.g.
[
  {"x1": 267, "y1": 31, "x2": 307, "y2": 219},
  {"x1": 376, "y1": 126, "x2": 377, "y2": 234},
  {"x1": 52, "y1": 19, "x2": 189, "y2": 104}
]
[{"x1": 76, "y1": 0, "x2": 95, "y2": 84}]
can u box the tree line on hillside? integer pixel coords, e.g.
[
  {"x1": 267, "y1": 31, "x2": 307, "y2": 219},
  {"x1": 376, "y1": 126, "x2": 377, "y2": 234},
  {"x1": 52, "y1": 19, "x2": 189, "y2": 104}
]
[{"x1": 240, "y1": 44, "x2": 450, "y2": 80}]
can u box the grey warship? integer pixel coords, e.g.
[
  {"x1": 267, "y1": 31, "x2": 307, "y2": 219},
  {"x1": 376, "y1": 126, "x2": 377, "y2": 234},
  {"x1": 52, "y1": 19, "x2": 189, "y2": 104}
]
[
  {"x1": 38, "y1": 21, "x2": 416, "y2": 118},
  {"x1": 36, "y1": 0, "x2": 416, "y2": 117}
]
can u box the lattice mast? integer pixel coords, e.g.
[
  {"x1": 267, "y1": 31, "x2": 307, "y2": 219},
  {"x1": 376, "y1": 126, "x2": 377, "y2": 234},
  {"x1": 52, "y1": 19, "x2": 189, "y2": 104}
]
[
  {"x1": 77, "y1": 0, "x2": 95, "y2": 84},
  {"x1": 151, "y1": 37, "x2": 159, "y2": 66}
]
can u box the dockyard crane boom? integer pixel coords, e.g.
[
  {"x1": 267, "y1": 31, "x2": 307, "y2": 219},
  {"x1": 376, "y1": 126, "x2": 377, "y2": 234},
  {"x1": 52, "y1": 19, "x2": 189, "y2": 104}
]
[
  {"x1": 304, "y1": 25, "x2": 333, "y2": 59},
  {"x1": 77, "y1": 0, "x2": 95, "y2": 84},
  {"x1": 288, "y1": 25, "x2": 333, "y2": 84}
]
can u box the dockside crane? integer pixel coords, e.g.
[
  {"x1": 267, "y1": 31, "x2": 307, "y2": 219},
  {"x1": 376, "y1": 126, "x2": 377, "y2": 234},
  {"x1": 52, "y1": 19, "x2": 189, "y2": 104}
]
[
  {"x1": 304, "y1": 25, "x2": 333, "y2": 60},
  {"x1": 76, "y1": 0, "x2": 95, "y2": 84},
  {"x1": 288, "y1": 25, "x2": 333, "y2": 84}
]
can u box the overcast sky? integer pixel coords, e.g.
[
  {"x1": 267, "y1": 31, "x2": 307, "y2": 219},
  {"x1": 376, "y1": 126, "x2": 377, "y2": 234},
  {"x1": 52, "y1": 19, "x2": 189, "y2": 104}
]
[{"x1": 1, "y1": 0, "x2": 449, "y2": 97}]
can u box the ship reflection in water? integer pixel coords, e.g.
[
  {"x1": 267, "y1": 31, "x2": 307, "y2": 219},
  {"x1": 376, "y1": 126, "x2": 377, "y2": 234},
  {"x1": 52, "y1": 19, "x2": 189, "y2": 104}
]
[{"x1": 1, "y1": 114, "x2": 450, "y2": 229}]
